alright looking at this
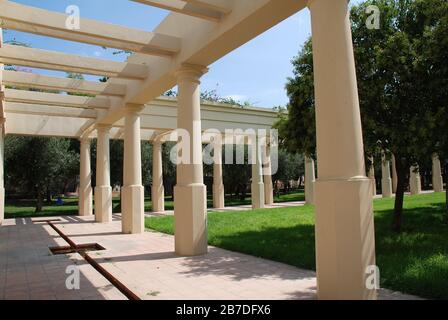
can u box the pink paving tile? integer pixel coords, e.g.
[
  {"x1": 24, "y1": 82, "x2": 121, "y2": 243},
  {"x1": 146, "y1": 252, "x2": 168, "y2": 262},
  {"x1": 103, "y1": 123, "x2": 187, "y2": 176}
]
[{"x1": 0, "y1": 215, "x2": 421, "y2": 300}]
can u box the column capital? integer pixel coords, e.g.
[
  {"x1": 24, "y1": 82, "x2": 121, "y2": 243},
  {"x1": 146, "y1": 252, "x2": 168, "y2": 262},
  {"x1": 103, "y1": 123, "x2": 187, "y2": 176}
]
[
  {"x1": 96, "y1": 124, "x2": 112, "y2": 132},
  {"x1": 152, "y1": 140, "x2": 163, "y2": 146},
  {"x1": 175, "y1": 63, "x2": 209, "y2": 83},
  {"x1": 79, "y1": 137, "x2": 91, "y2": 144},
  {"x1": 124, "y1": 103, "x2": 145, "y2": 114}
]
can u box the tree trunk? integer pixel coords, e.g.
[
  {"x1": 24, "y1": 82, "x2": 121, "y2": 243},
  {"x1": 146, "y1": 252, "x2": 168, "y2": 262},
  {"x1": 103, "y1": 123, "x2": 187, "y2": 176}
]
[
  {"x1": 35, "y1": 187, "x2": 44, "y2": 213},
  {"x1": 392, "y1": 156, "x2": 408, "y2": 232},
  {"x1": 241, "y1": 184, "x2": 247, "y2": 201},
  {"x1": 445, "y1": 162, "x2": 448, "y2": 223}
]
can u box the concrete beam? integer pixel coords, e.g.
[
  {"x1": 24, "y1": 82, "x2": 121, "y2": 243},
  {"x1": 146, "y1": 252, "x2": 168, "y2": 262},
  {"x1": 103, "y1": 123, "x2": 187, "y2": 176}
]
[
  {"x1": 4, "y1": 89, "x2": 112, "y2": 109},
  {"x1": 132, "y1": 0, "x2": 226, "y2": 22},
  {"x1": 0, "y1": 45, "x2": 149, "y2": 79},
  {"x1": 2, "y1": 70, "x2": 127, "y2": 96},
  {"x1": 0, "y1": 0, "x2": 181, "y2": 57}
]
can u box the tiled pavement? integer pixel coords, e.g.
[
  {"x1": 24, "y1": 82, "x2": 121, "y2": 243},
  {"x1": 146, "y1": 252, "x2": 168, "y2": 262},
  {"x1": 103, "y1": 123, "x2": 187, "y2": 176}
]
[{"x1": 0, "y1": 215, "x2": 420, "y2": 300}]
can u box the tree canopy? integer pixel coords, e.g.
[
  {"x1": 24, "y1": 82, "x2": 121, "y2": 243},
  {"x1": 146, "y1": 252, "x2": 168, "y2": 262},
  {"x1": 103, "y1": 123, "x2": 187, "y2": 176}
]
[{"x1": 277, "y1": 0, "x2": 448, "y2": 230}]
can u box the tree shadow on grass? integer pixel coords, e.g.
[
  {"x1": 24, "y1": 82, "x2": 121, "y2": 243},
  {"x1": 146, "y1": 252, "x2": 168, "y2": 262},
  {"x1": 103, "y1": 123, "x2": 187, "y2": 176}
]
[
  {"x1": 373, "y1": 204, "x2": 448, "y2": 299},
  {"x1": 203, "y1": 223, "x2": 317, "y2": 275}
]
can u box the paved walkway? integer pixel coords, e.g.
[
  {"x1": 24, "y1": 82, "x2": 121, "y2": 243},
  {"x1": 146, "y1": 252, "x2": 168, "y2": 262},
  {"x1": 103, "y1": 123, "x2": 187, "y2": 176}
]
[{"x1": 0, "y1": 215, "x2": 420, "y2": 300}]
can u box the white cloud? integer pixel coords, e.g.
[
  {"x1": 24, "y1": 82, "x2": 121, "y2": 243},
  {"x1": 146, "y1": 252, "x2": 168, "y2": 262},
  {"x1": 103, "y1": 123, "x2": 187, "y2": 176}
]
[{"x1": 93, "y1": 51, "x2": 102, "y2": 57}]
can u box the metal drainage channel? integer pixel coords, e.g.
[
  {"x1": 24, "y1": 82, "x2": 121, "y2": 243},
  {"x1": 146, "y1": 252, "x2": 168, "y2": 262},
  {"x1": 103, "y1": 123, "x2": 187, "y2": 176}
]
[{"x1": 42, "y1": 220, "x2": 141, "y2": 300}]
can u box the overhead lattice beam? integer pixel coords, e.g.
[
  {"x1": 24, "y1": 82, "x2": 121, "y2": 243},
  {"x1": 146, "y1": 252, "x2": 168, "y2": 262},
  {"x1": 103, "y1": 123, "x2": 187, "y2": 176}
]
[
  {"x1": 4, "y1": 102, "x2": 97, "y2": 119},
  {"x1": 0, "y1": 45, "x2": 149, "y2": 79},
  {"x1": 0, "y1": 1, "x2": 181, "y2": 57},
  {"x1": 180, "y1": 0, "x2": 232, "y2": 14},
  {"x1": 131, "y1": 0, "x2": 227, "y2": 22},
  {"x1": 4, "y1": 89, "x2": 112, "y2": 109},
  {"x1": 2, "y1": 70, "x2": 127, "y2": 97}
]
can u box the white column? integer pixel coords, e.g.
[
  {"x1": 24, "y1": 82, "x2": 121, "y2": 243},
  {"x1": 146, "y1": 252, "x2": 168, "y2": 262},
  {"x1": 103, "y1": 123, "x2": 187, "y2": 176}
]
[
  {"x1": 0, "y1": 28, "x2": 5, "y2": 225},
  {"x1": 263, "y1": 143, "x2": 274, "y2": 206},
  {"x1": 305, "y1": 156, "x2": 316, "y2": 205},
  {"x1": 94, "y1": 125, "x2": 112, "y2": 223},
  {"x1": 122, "y1": 105, "x2": 145, "y2": 234},
  {"x1": 213, "y1": 141, "x2": 225, "y2": 209},
  {"x1": 174, "y1": 64, "x2": 208, "y2": 256},
  {"x1": 410, "y1": 165, "x2": 422, "y2": 195},
  {"x1": 309, "y1": 0, "x2": 376, "y2": 300},
  {"x1": 251, "y1": 135, "x2": 265, "y2": 209},
  {"x1": 381, "y1": 154, "x2": 393, "y2": 198},
  {"x1": 152, "y1": 141, "x2": 165, "y2": 213},
  {"x1": 0, "y1": 120, "x2": 4, "y2": 226},
  {"x1": 368, "y1": 157, "x2": 376, "y2": 197},
  {"x1": 391, "y1": 154, "x2": 398, "y2": 194},
  {"x1": 79, "y1": 138, "x2": 93, "y2": 216},
  {"x1": 432, "y1": 154, "x2": 444, "y2": 192}
]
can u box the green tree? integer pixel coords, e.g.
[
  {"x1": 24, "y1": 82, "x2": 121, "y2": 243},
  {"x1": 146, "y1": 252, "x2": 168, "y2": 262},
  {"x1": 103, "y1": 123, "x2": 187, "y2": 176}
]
[
  {"x1": 4, "y1": 137, "x2": 79, "y2": 212},
  {"x1": 278, "y1": 0, "x2": 446, "y2": 231},
  {"x1": 272, "y1": 150, "x2": 304, "y2": 195}
]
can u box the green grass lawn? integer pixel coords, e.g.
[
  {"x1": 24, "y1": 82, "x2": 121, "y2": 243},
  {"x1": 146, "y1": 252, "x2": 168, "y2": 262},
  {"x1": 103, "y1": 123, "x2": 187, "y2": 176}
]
[
  {"x1": 4, "y1": 190, "x2": 305, "y2": 219},
  {"x1": 146, "y1": 192, "x2": 448, "y2": 299},
  {"x1": 5, "y1": 198, "x2": 80, "y2": 218}
]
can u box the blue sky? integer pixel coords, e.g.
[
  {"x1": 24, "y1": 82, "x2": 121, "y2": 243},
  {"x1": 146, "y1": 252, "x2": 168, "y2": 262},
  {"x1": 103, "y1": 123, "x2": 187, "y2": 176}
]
[{"x1": 3, "y1": 0, "x2": 314, "y2": 108}]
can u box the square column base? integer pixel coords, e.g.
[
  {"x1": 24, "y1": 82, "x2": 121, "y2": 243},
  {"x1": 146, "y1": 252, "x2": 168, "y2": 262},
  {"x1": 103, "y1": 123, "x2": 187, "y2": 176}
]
[
  {"x1": 410, "y1": 177, "x2": 422, "y2": 195},
  {"x1": 152, "y1": 186, "x2": 165, "y2": 213},
  {"x1": 122, "y1": 185, "x2": 144, "y2": 234},
  {"x1": 251, "y1": 182, "x2": 265, "y2": 209},
  {"x1": 433, "y1": 176, "x2": 444, "y2": 193},
  {"x1": 213, "y1": 183, "x2": 225, "y2": 209},
  {"x1": 0, "y1": 187, "x2": 4, "y2": 225},
  {"x1": 305, "y1": 181, "x2": 315, "y2": 205},
  {"x1": 174, "y1": 183, "x2": 208, "y2": 256},
  {"x1": 94, "y1": 186, "x2": 112, "y2": 223},
  {"x1": 381, "y1": 178, "x2": 393, "y2": 198},
  {"x1": 315, "y1": 177, "x2": 377, "y2": 300}
]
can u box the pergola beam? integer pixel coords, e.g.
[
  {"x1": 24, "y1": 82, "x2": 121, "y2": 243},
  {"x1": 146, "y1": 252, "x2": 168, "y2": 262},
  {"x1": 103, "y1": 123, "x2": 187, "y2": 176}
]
[
  {"x1": 180, "y1": 0, "x2": 232, "y2": 14},
  {"x1": 131, "y1": 0, "x2": 224, "y2": 22},
  {"x1": 0, "y1": 45, "x2": 149, "y2": 79},
  {"x1": 99, "y1": 0, "x2": 306, "y2": 125},
  {"x1": 4, "y1": 102, "x2": 97, "y2": 119},
  {"x1": 2, "y1": 70, "x2": 127, "y2": 97},
  {"x1": 0, "y1": 1, "x2": 181, "y2": 57},
  {"x1": 4, "y1": 89, "x2": 112, "y2": 109}
]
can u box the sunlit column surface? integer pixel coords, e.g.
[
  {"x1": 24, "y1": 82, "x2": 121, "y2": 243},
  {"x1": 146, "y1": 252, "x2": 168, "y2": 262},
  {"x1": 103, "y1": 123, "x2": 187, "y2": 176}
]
[
  {"x1": 251, "y1": 135, "x2": 265, "y2": 209},
  {"x1": 152, "y1": 141, "x2": 165, "y2": 213},
  {"x1": 79, "y1": 138, "x2": 93, "y2": 216},
  {"x1": 381, "y1": 154, "x2": 393, "y2": 198},
  {"x1": 368, "y1": 157, "x2": 376, "y2": 197},
  {"x1": 213, "y1": 140, "x2": 225, "y2": 209},
  {"x1": 174, "y1": 64, "x2": 208, "y2": 256},
  {"x1": 263, "y1": 143, "x2": 274, "y2": 206},
  {"x1": 309, "y1": 0, "x2": 377, "y2": 300},
  {"x1": 95, "y1": 125, "x2": 112, "y2": 223},
  {"x1": 305, "y1": 156, "x2": 316, "y2": 205},
  {"x1": 432, "y1": 154, "x2": 444, "y2": 192},
  {"x1": 122, "y1": 105, "x2": 145, "y2": 234},
  {"x1": 410, "y1": 165, "x2": 422, "y2": 195}
]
